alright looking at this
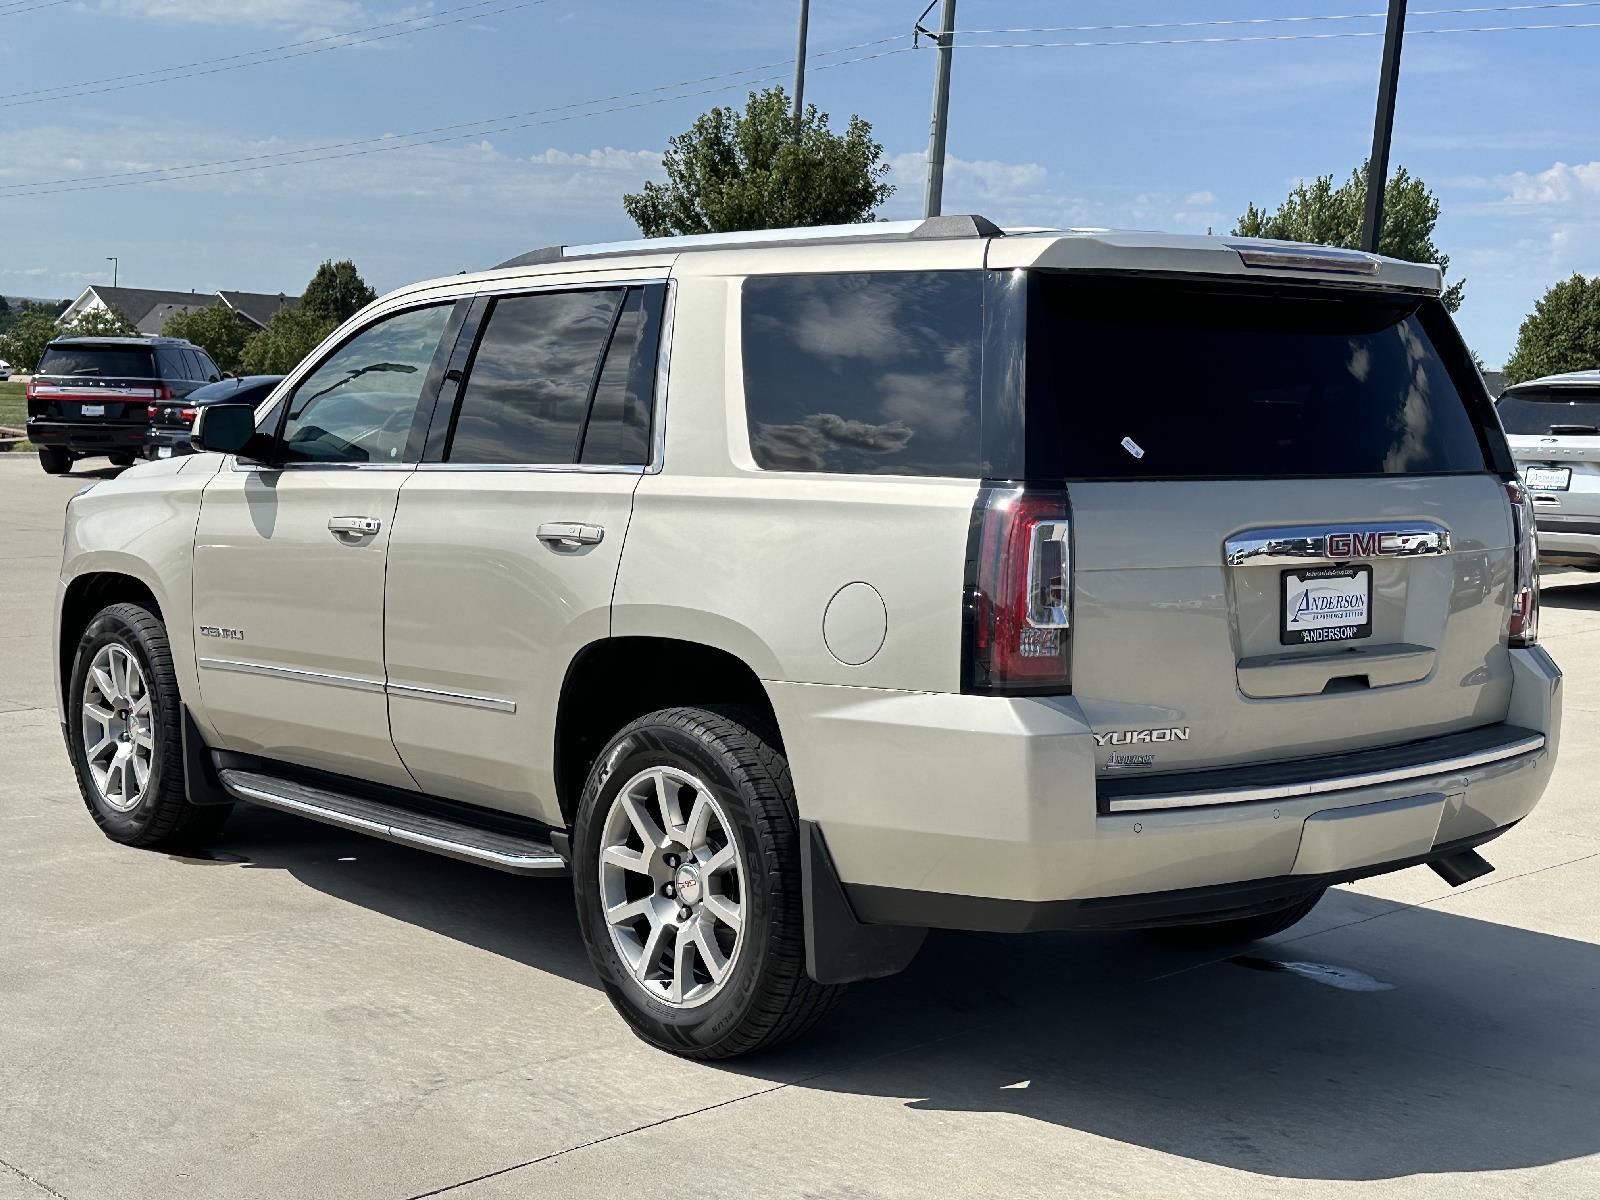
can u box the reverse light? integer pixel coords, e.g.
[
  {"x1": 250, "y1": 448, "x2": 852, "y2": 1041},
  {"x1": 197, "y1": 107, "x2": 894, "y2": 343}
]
[
  {"x1": 1506, "y1": 480, "x2": 1540, "y2": 647},
  {"x1": 963, "y1": 488, "x2": 1073, "y2": 694}
]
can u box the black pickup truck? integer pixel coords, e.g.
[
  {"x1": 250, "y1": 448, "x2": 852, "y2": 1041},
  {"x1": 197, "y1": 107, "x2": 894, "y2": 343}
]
[{"x1": 26, "y1": 336, "x2": 220, "y2": 474}]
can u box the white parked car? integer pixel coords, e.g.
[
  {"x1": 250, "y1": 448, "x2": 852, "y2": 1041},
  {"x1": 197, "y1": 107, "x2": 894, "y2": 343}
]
[{"x1": 53, "y1": 217, "x2": 1559, "y2": 1059}]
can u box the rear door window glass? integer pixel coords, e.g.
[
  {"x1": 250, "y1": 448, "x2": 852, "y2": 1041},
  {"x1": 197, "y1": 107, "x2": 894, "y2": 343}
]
[
  {"x1": 1497, "y1": 388, "x2": 1600, "y2": 435},
  {"x1": 741, "y1": 271, "x2": 983, "y2": 476},
  {"x1": 278, "y1": 303, "x2": 452, "y2": 464},
  {"x1": 37, "y1": 346, "x2": 155, "y2": 378},
  {"x1": 579, "y1": 287, "x2": 660, "y2": 465},
  {"x1": 446, "y1": 290, "x2": 622, "y2": 465},
  {"x1": 1026, "y1": 277, "x2": 1492, "y2": 479}
]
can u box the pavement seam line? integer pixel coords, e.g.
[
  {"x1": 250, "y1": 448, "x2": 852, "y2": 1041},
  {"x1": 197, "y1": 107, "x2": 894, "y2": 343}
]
[
  {"x1": 0, "y1": 1156, "x2": 71, "y2": 1200},
  {"x1": 398, "y1": 1080, "x2": 797, "y2": 1198}
]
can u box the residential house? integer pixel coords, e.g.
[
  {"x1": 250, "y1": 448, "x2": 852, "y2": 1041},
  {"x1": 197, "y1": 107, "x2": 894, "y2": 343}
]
[{"x1": 57, "y1": 286, "x2": 300, "y2": 336}]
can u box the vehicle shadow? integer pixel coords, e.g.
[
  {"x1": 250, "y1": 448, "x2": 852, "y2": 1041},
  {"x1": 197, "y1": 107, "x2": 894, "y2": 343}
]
[
  {"x1": 1539, "y1": 577, "x2": 1600, "y2": 610},
  {"x1": 208, "y1": 805, "x2": 1600, "y2": 1183}
]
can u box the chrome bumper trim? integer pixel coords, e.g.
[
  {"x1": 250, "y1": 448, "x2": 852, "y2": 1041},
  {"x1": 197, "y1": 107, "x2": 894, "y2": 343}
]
[{"x1": 1105, "y1": 733, "x2": 1546, "y2": 813}]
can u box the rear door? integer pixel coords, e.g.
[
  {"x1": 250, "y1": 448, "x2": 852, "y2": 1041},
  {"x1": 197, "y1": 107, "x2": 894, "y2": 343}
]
[
  {"x1": 383, "y1": 279, "x2": 665, "y2": 823},
  {"x1": 1498, "y1": 382, "x2": 1600, "y2": 531},
  {"x1": 29, "y1": 343, "x2": 160, "y2": 427},
  {"x1": 1018, "y1": 274, "x2": 1518, "y2": 775},
  {"x1": 192, "y1": 301, "x2": 461, "y2": 787}
]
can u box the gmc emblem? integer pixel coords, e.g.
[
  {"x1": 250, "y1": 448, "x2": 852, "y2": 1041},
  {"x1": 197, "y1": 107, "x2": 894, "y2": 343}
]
[{"x1": 1325, "y1": 530, "x2": 1428, "y2": 559}]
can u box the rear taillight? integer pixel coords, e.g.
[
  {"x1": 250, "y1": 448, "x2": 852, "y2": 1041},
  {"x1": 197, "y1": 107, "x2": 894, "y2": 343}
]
[
  {"x1": 963, "y1": 487, "x2": 1072, "y2": 694},
  {"x1": 1506, "y1": 480, "x2": 1539, "y2": 647},
  {"x1": 180, "y1": 407, "x2": 198, "y2": 424},
  {"x1": 25, "y1": 379, "x2": 40, "y2": 400},
  {"x1": 154, "y1": 385, "x2": 173, "y2": 401},
  {"x1": 147, "y1": 405, "x2": 159, "y2": 419}
]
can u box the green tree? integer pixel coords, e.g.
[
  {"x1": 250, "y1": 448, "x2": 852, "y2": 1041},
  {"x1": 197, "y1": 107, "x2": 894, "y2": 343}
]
[
  {"x1": 1503, "y1": 274, "x2": 1600, "y2": 385},
  {"x1": 300, "y1": 259, "x2": 376, "y2": 325},
  {"x1": 1235, "y1": 164, "x2": 1465, "y2": 311},
  {"x1": 0, "y1": 301, "x2": 62, "y2": 372},
  {"x1": 241, "y1": 305, "x2": 337, "y2": 375},
  {"x1": 624, "y1": 87, "x2": 893, "y2": 236},
  {"x1": 0, "y1": 294, "x2": 11, "y2": 335},
  {"x1": 161, "y1": 303, "x2": 251, "y2": 374},
  {"x1": 61, "y1": 305, "x2": 137, "y2": 337}
]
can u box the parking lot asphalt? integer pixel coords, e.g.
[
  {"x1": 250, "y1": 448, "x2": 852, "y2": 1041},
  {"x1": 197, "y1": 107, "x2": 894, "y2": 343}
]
[{"x1": 2, "y1": 450, "x2": 1599, "y2": 1200}]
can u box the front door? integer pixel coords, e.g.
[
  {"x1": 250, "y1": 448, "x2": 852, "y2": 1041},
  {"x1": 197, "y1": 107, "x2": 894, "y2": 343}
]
[{"x1": 191, "y1": 300, "x2": 460, "y2": 787}]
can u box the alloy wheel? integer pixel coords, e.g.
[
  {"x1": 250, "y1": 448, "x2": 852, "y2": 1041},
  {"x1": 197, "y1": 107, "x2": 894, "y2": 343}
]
[{"x1": 81, "y1": 643, "x2": 155, "y2": 813}]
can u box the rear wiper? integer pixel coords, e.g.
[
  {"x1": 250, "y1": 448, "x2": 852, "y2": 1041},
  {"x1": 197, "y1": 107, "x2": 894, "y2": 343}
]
[{"x1": 1548, "y1": 424, "x2": 1600, "y2": 435}]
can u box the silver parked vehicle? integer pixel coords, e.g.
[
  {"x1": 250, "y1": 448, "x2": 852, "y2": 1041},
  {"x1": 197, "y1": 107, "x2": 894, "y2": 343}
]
[
  {"x1": 1498, "y1": 370, "x2": 1600, "y2": 570},
  {"x1": 54, "y1": 217, "x2": 1559, "y2": 1059}
]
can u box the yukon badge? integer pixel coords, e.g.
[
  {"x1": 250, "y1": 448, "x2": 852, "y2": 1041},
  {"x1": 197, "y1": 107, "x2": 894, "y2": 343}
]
[{"x1": 1093, "y1": 727, "x2": 1190, "y2": 747}]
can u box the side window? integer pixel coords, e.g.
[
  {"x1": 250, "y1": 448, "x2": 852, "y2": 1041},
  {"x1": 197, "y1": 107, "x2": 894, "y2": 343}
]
[
  {"x1": 156, "y1": 347, "x2": 188, "y2": 379},
  {"x1": 193, "y1": 349, "x2": 220, "y2": 381},
  {"x1": 741, "y1": 271, "x2": 983, "y2": 476},
  {"x1": 580, "y1": 286, "x2": 661, "y2": 465},
  {"x1": 445, "y1": 289, "x2": 621, "y2": 465},
  {"x1": 279, "y1": 304, "x2": 452, "y2": 465}
]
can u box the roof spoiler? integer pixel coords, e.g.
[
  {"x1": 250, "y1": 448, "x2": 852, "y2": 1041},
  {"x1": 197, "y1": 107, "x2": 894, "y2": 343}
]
[{"x1": 492, "y1": 214, "x2": 1004, "y2": 270}]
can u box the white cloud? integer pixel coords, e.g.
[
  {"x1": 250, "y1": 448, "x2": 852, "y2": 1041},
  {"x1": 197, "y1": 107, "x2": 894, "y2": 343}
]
[
  {"x1": 1183, "y1": 190, "x2": 1216, "y2": 208},
  {"x1": 528, "y1": 147, "x2": 662, "y2": 172},
  {"x1": 1501, "y1": 161, "x2": 1600, "y2": 207},
  {"x1": 96, "y1": 0, "x2": 367, "y2": 25}
]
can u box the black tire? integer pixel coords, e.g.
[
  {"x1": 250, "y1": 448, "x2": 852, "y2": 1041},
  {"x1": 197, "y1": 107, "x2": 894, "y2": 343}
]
[
  {"x1": 109, "y1": 452, "x2": 136, "y2": 468},
  {"x1": 67, "y1": 602, "x2": 231, "y2": 849},
  {"x1": 572, "y1": 706, "x2": 842, "y2": 1060},
  {"x1": 1147, "y1": 888, "x2": 1327, "y2": 947},
  {"x1": 37, "y1": 446, "x2": 71, "y2": 474}
]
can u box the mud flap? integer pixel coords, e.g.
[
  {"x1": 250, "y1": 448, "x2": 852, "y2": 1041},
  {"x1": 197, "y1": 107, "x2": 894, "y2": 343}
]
[
  {"x1": 802, "y1": 820, "x2": 926, "y2": 985},
  {"x1": 182, "y1": 707, "x2": 234, "y2": 806}
]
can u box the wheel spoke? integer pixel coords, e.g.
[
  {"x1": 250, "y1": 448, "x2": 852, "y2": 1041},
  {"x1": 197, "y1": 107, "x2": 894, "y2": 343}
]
[
  {"x1": 131, "y1": 753, "x2": 150, "y2": 792},
  {"x1": 601, "y1": 845, "x2": 652, "y2": 876},
  {"x1": 86, "y1": 732, "x2": 117, "y2": 761},
  {"x1": 703, "y1": 843, "x2": 737, "y2": 875},
  {"x1": 110, "y1": 650, "x2": 130, "y2": 700},
  {"x1": 693, "y1": 922, "x2": 730, "y2": 982},
  {"x1": 653, "y1": 769, "x2": 687, "y2": 834},
  {"x1": 683, "y1": 792, "x2": 712, "y2": 851},
  {"x1": 702, "y1": 893, "x2": 742, "y2": 934},
  {"x1": 83, "y1": 701, "x2": 115, "y2": 725},
  {"x1": 634, "y1": 917, "x2": 669, "y2": 983},
  {"x1": 130, "y1": 693, "x2": 151, "y2": 719},
  {"x1": 605, "y1": 896, "x2": 654, "y2": 925},
  {"x1": 670, "y1": 926, "x2": 695, "y2": 1003},
  {"x1": 620, "y1": 791, "x2": 667, "y2": 851},
  {"x1": 131, "y1": 727, "x2": 154, "y2": 750},
  {"x1": 90, "y1": 666, "x2": 116, "y2": 702}
]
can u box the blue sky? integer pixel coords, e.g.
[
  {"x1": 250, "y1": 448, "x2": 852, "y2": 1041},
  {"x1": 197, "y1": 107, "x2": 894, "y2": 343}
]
[{"x1": 1, "y1": 0, "x2": 1596, "y2": 365}]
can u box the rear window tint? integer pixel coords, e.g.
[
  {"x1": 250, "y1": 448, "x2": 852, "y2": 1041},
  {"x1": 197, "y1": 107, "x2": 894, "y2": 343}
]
[
  {"x1": 1497, "y1": 388, "x2": 1600, "y2": 435},
  {"x1": 741, "y1": 271, "x2": 983, "y2": 476},
  {"x1": 1026, "y1": 278, "x2": 1493, "y2": 479},
  {"x1": 579, "y1": 287, "x2": 659, "y2": 466},
  {"x1": 38, "y1": 346, "x2": 154, "y2": 378}
]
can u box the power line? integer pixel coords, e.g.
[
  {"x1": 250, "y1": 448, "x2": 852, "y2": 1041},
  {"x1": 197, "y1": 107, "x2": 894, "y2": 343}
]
[
  {"x1": 0, "y1": 0, "x2": 68, "y2": 16},
  {"x1": 948, "y1": 0, "x2": 1600, "y2": 36},
  {"x1": 0, "y1": 0, "x2": 553, "y2": 108},
  {"x1": 944, "y1": 19, "x2": 1600, "y2": 50},
  {"x1": 0, "y1": 43, "x2": 915, "y2": 199}
]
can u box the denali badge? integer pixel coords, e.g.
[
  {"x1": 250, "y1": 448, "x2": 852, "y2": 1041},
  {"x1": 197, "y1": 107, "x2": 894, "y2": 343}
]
[
  {"x1": 1093, "y1": 727, "x2": 1189, "y2": 747},
  {"x1": 198, "y1": 625, "x2": 246, "y2": 641}
]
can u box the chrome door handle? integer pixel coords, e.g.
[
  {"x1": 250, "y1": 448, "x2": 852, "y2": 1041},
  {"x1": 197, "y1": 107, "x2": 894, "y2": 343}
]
[
  {"x1": 328, "y1": 516, "x2": 381, "y2": 537},
  {"x1": 537, "y1": 521, "x2": 604, "y2": 548}
]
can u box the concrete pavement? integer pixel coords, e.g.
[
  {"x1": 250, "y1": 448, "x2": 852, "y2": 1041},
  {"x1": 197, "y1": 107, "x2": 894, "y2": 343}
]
[{"x1": 2, "y1": 451, "x2": 1598, "y2": 1199}]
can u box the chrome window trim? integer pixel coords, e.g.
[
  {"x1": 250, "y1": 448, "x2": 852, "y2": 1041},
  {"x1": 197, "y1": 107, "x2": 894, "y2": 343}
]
[
  {"x1": 198, "y1": 657, "x2": 385, "y2": 693},
  {"x1": 385, "y1": 681, "x2": 517, "y2": 713},
  {"x1": 647, "y1": 278, "x2": 676, "y2": 476},
  {"x1": 1224, "y1": 521, "x2": 1451, "y2": 567},
  {"x1": 1104, "y1": 733, "x2": 1545, "y2": 813}
]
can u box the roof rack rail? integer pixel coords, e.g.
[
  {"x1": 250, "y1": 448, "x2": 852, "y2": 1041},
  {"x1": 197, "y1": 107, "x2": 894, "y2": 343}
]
[{"x1": 493, "y1": 214, "x2": 1004, "y2": 270}]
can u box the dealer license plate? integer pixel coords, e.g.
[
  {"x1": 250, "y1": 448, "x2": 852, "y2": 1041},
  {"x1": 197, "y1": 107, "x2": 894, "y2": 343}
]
[
  {"x1": 1524, "y1": 466, "x2": 1571, "y2": 491},
  {"x1": 157, "y1": 446, "x2": 173, "y2": 458},
  {"x1": 80, "y1": 404, "x2": 104, "y2": 417},
  {"x1": 1281, "y1": 565, "x2": 1373, "y2": 646}
]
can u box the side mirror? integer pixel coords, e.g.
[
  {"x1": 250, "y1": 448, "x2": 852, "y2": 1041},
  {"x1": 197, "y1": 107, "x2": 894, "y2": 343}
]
[{"x1": 191, "y1": 403, "x2": 262, "y2": 458}]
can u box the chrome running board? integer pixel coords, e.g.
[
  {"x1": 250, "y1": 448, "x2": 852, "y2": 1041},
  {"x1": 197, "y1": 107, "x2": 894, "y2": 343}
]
[{"x1": 217, "y1": 769, "x2": 568, "y2": 875}]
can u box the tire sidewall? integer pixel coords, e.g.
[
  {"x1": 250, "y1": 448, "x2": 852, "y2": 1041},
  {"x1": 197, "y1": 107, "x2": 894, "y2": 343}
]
[
  {"x1": 68, "y1": 607, "x2": 178, "y2": 840},
  {"x1": 573, "y1": 716, "x2": 779, "y2": 1055}
]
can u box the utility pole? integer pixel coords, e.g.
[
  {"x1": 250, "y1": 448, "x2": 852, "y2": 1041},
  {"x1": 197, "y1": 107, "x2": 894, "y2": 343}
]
[
  {"x1": 921, "y1": 0, "x2": 957, "y2": 218},
  {"x1": 1360, "y1": 0, "x2": 1408, "y2": 253},
  {"x1": 105, "y1": 256, "x2": 118, "y2": 287},
  {"x1": 791, "y1": 0, "x2": 809, "y2": 141}
]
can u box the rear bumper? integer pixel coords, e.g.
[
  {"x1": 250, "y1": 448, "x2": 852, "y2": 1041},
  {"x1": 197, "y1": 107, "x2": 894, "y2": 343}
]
[
  {"x1": 26, "y1": 420, "x2": 146, "y2": 454},
  {"x1": 1536, "y1": 519, "x2": 1600, "y2": 565},
  {"x1": 143, "y1": 427, "x2": 195, "y2": 458},
  {"x1": 773, "y1": 645, "x2": 1561, "y2": 928}
]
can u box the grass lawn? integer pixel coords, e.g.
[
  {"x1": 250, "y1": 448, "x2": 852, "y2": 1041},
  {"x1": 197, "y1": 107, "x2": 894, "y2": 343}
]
[{"x1": 0, "y1": 379, "x2": 30, "y2": 451}]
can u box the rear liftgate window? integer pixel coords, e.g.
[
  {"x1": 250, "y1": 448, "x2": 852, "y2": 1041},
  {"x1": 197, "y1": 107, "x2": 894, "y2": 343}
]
[
  {"x1": 37, "y1": 347, "x2": 155, "y2": 378},
  {"x1": 1025, "y1": 277, "x2": 1494, "y2": 479},
  {"x1": 1497, "y1": 388, "x2": 1600, "y2": 436},
  {"x1": 741, "y1": 271, "x2": 983, "y2": 476}
]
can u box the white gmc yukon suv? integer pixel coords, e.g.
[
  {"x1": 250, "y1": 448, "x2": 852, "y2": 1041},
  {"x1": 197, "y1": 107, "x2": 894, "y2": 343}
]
[{"x1": 54, "y1": 216, "x2": 1561, "y2": 1059}]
